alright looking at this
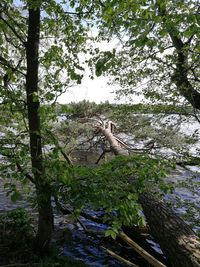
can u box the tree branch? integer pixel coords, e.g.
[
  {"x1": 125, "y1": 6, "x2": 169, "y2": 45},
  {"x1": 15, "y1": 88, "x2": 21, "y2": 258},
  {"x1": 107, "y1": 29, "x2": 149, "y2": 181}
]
[
  {"x1": 102, "y1": 246, "x2": 139, "y2": 267},
  {"x1": 0, "y1": 14, "x2": 26, "y2": 45},
  {"x1": 119, "y1": 232, "x2": 167, "y2": 267},
  {"x1": 158, "y1": 5, "x2": 200, "y2": 110},
  {"x1": 16, "y1": 162, "x2": 35, "y2": 184},
  {"x1": 95, "y1": 149, "x2": 111, "y2": 164},
  {"x1": 60, "y1": 149, "x2": 73, "y2": 165},
  {"x1": 0, "y1": 55, "x2": 26, "y2": 76}
]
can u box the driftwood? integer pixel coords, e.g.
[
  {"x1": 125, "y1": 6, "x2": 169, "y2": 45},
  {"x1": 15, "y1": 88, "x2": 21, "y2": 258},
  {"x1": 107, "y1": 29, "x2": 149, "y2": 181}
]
[
  {"x1": 101, "y1": 246, "x2": 139, "y2": 267},
  {"x1": 98, "y1": 121, "x2": 200, "y2": 267},
  {"x1": 119, "y1": 232, "x2": 167, "y2": 267}
]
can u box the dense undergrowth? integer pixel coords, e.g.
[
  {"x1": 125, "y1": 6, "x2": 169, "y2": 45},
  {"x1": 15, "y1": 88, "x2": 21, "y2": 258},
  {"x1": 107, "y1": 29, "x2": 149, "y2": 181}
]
[{"x1": 0, "y1": 208, "x2": 87, "y2": 267}]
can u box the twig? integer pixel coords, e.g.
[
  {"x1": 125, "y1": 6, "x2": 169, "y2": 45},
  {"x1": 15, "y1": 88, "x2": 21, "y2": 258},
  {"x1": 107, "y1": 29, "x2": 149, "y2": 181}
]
[
  {"x1": 54, "y1": 195, "x2": 88, "y2": 232},
  {"x1": 95, "y1": 149, "x2": 111, "y2": 164},
  {"x1": 0, "y1": 14, "x2": 26, "y2": 45},
  {"x1": 16, "y1": 163, "x2": 35, "y2": 184},
  {"x1": 101, "y1": 246, "x2": 139, "y2": 267},
  {"x1": 119, "y1": 232, "x2": 167, "y2": 267},
  {"x1": 60, "y1": 150, "x2": 73, "y2": 165},
  {"x1": 0, "y1": 55, "x2": 25, "y2": 76}
]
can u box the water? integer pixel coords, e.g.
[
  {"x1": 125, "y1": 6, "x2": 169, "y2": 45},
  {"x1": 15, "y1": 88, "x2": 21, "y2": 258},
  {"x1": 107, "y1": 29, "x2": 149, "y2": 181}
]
[
  {"x1": 54, "y1": 213, "x2": 162, "y2": 267},
  {"x1": 52, "y1": 163, "x2": 200, "y2": 267},
  {"x1": 165, "y1": 166, "x2": 200, "y2": 234},
  {"x1": 0, "y1": 178, "x2": 165, "y2": 266}
]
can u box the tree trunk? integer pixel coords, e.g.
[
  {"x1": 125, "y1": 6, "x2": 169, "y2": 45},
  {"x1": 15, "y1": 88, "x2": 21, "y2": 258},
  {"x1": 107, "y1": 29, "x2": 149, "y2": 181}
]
[
  {"x1": 26, "y1": 2, "x2": 53, "y2": 252},
  {"x1": 98, "y1": 124, "x2": 200, "y2": 267},
  {"x1": 139, "y1": 192, "x2": 200, "y2": 267},
  {"x1": 159, "y1": 5, "x2": 200, "y2": 110}
]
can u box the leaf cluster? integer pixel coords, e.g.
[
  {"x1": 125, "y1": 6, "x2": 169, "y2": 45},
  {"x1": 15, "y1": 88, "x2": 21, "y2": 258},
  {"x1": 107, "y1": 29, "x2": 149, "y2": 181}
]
[
  {"x1": 0, "y1": 208, "x2": 34, "y2": 262},
  {"x1": 56, "y1": 154, "x2": 172, "y2": 234},
  {"x1": 88, "y1": 0, "x2": 200, "y2": 106}
]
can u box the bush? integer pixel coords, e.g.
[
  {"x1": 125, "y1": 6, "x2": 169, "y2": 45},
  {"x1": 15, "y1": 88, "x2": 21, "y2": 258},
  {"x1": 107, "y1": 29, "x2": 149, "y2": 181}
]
[
  {"x1": 0, "y1": 208, "x2": 35, "y2": 264},
  {"x1": 0, "y1": 207, "x2": 33, "y2": 246},
  {"x1": 0, "y1": 208, "x2": 87, "y2": 266}
]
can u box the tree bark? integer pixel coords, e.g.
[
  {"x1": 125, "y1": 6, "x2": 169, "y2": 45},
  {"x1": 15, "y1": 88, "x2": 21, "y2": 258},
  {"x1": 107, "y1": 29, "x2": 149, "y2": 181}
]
[
  {"x1": 98, "y1": 126, "x2": 128, "y2": 156},
  {"x1": 139, "y1": 192, "x2": 200, "y2": 267},
  {"x1": 169, "y1": 34, "x2": 200, "y2": 110},
  {"x1": 26, "y1": 2, "x2": 53, "y2": 252},
  {"x1": 159, "y1": 4, "x2": 200, "y2": 110},
  {"x1": 98, "y1": 124, "x2": 200, "y2": 267}
]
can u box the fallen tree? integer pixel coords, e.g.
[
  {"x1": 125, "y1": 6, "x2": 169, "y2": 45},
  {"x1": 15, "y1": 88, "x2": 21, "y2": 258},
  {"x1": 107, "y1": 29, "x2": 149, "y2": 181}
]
[
  {"x1": 139, "y1": 192, "x2": 200, "y2": 267},
  {"x1": 97, "y1": 120, "x2": 200, "y2": 267}
]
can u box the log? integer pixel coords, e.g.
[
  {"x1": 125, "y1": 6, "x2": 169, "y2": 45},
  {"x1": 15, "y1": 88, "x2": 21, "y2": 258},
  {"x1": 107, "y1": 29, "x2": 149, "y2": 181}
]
[
  {"x1": 97, "y1": 126, "x2": 129, "y2": 156},
  {"x1": 139, "y1": 192, "x2": 200, "y2": 267},
  {"x1": 98, "y1": 123, "x2": 200, "y2": 267}
]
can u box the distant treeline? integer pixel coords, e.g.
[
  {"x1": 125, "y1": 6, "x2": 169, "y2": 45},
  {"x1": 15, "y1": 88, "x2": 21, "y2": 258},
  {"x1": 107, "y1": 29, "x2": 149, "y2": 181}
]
[
  {"x1": 55, "y1": 100, "x2": 194, "y2": 117},
  {"x1": 0, "y1": 100, "x2": 195, "y2": 119}
]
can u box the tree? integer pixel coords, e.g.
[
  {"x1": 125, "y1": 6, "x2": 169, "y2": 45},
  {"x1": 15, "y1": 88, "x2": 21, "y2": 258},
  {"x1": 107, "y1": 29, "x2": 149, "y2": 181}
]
[
  {"x1": 25, "y1": 0, "x2": 54, "y2": 251},
  {"x1": 65, "y1": 1, "x2": 200, "y2": 264},
  {"x1": 96, "y1": 119, "x2": 200, "y2": 267},
  {"x1": 0, "y1": 0, "x2": 87, "y2": 252},
  {"x1": 55, "y1": 112, "x2": 200, "y2": 266},
  {"x1": 1, "y1": 0, "x2": 199, "y2": 263},
  {"x1": 85, "y1": 0, "x2": 200, "y2": 110}
]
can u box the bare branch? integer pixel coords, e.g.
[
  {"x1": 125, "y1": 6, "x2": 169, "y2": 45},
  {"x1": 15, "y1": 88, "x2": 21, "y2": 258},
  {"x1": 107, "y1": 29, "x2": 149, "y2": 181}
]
[
  {"x1": 0, "y1": 55, "x2": 26, "y2": 76},
  {"x1": 60, "y1": 149, "x2": 73, "y2": 165},
  {"x1": 95, "y1": 149, "x2": 111, "y2": 164}
]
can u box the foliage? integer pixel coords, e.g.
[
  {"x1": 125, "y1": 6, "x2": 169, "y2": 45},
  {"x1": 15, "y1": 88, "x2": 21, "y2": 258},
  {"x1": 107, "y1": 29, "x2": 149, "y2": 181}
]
[
  {"x1": 0, "y1": 0, "x2": 89, "y2": 174},
  {"x1": 0, "y1": 207, "x2": 33, "y2": 244},
  {"x1": 0, "y1": 0, "x2": 199, "y2": 256},
  {"x1": 81, "y1": 0, "x2": 200, "y2": 107},
  {"x1": 56, "y1": 154, "x2": 173, "y2": 236},
  {"x1": 0, "y1": 208, "x2": 35, "y2": 264},
  {"x1": 54, "y1": 101, "x2": 199, "y2": 161},
  {"x1": 0, "y1": 0, "x2": 92, "y2": 251},
  {"x1": 0, "y1": 208, "x2": 87, "y2": 266},
  {"x1": 58, "y1": 101, "x2": 194, "y2": 117}
]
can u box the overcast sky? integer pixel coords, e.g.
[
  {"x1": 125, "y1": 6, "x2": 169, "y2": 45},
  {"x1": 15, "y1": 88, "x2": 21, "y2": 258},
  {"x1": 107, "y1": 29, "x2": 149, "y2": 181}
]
[
  {"x1": 57, "y1": 39, "x2": 139, "y2": 104},
  {"x1": 57, "y1": 76, "x2": 118, "y2": 103},
  {"x1": 57, "y1": 77, "x2": 144, "y2": 104}
]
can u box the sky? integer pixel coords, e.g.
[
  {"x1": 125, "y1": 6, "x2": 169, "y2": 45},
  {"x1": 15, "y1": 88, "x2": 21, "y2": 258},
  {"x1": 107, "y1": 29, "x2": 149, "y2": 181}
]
[
  {"x1": 57, "y1": 39, "x2": 139, "y2": 104},
  {"x1": 57, "y1": 77, "x2": 143, "y2": 104},
  {"x1": 56, "y1": 41, "x2": 120, "y2": 103},
  {"x1": 57, "y1": 76, "x2": 120, "y2": 104}
]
